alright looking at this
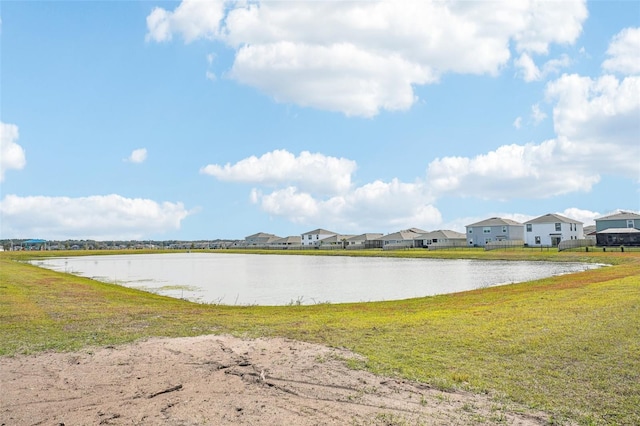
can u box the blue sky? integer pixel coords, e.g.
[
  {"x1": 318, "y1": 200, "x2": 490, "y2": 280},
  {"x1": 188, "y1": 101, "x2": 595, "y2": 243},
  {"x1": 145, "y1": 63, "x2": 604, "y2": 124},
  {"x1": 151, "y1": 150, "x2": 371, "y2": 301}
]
[{"x1": 1, "y1": 0, "x2": 639, "y2": 241}]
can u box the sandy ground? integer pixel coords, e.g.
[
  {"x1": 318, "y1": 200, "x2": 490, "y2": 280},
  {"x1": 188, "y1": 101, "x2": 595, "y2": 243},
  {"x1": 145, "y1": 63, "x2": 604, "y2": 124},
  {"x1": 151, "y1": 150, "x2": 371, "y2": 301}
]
[{"x1": 1, "y1": 335, "x2": 554, "y2": 425}]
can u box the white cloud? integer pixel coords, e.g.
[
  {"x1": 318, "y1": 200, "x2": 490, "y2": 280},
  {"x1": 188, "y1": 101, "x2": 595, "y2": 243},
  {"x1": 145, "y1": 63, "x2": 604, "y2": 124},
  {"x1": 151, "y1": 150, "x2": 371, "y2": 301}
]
[
  {"x1": 126, "y1": 148, "x2": 147, "y2": 163},
  {"x1": 146, "y1": 0, "x2": 225, "y2": 43},
  {"x1": 515, "y1": 53, "x2": 571, "y2": 82},
  {"x1": 204, "y1": 150, "x2": 440, "y2": 232},
  {"x1": 0, "y1": 122, "x2": 26, "y2": 182},
  {"x1": 531, "y1": 103, "x2": 547, "y2": 124},
  {"x1": 602, "y1": 27, "x2": 640, "y2": 75},
  {"x1": 560, "y1": 207, "x2": 600, "y2": 226},
  {"x1": 426, "y1": 140, "x2": 601, "y2": 200},
  {"x1": 545, "y1": 73, "x2": 640, "y2": 178},
  {"x1": 426, "y1": 64, "x2": 640, "y2": 200},
  {"x1": 147, "y1": 0, "x2": 587, "y2": 116},
  {"x1": 251, "y1": 181, "x2": 441, "y2": 233},
  {"x1": 229, "y1": 41, "x2": 432, "y2": 117},
  {"x1": 0, "y1": 194, "x2": 191, "y2": 240},
  {"x1": 513, "y1": 116, "x2": 522, "y2": 129},
  {"x1": 515, "y1": 53, "x2": 541, "y2": 82},
  {"x1": 201, "y1": 149, "x2": 357, "y2": 195}
]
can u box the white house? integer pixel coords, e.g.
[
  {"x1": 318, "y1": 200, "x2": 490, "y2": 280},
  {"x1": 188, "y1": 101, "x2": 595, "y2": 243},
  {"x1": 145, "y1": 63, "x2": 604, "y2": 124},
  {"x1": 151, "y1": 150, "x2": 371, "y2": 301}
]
[
  {"x1": 524, "y1": 213, "x2": 583, "y2": 247},
  {"x1": 300, "y1": 228, "x2": 338, "y2": 246}
]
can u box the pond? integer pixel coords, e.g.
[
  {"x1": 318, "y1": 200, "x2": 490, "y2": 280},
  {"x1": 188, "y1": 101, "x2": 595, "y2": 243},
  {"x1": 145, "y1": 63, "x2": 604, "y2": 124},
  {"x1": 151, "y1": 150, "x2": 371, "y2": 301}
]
[{"x1": 31, "y1": 253, "x2": 602, "y2": 306}]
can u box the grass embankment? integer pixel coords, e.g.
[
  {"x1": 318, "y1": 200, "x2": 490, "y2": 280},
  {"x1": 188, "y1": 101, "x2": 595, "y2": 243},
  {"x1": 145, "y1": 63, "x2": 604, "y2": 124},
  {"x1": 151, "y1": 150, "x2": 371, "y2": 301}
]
[{"x1": 1, "y1": 249, "x2": 638, "y2": 425}]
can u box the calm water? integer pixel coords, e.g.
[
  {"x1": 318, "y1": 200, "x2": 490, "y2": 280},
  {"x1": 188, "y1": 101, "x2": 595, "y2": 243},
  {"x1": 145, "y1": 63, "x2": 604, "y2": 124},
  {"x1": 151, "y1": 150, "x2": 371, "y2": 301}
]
[{"x1": 31, "y1": 253, "x2": 602, "y2": 306}]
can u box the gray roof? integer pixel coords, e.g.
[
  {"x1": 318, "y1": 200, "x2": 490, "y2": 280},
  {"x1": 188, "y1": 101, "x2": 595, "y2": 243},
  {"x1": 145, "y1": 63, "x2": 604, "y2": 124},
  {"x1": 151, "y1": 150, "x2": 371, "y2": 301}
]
[
  {"x1": 596, "y1": 211, "x2": 640, "y2": 221},
  {"x1": 406, "y1": 227, "x2": 428, "y2": 234},
  {"x1": 245, "y1": 232, "x2": 280, "y2": 239},
  {"x1": 301, "y1": 228, "x2": 337, "y2": 235},
  {"x1": 525, "y1": 213, "x2": 582, "y2": 225},
  {"x1": 346, "y1": 233, "x2": 384, "y2": 242},
  {"x1": 597, "y1": 227, "x2": 640, "y2": 234},
  {"x1": 319, "y1": 234, "x2": 355, "y2": 243},
  {"x1": 467, "y1": 217, "x2": 523, "y2": 227},
  {"x1": 418, "y1": 229, "x2": 466, "y2": 240},
  {"x1": 272, "y1": 236, "x2": 302, "y2": 244},
  {"x1": 380, "y1": 230, "x2": 424, "y2": 241}
]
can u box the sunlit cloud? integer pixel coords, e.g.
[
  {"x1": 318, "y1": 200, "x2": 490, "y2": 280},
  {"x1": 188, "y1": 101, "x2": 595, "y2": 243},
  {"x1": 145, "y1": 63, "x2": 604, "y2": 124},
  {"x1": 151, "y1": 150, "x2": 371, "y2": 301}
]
[
  {"x1": 0, "y1": 122, "x2": 26, "y2": 182},
  {"x1": 201, "y1": 149, "x2": 356, "y2": 195},
  {"x1": 147, "y1": 0, "x2": 587, "y2": 116},
  {"x1": 0, "y1": 194, "x2": 191, "y2": 240},
  {"x1": 125, "y1": 148, "x2": 148, "y2": 164},
  {"x1": 602, "y1": 27, "x2": 640, "y2": 75}
]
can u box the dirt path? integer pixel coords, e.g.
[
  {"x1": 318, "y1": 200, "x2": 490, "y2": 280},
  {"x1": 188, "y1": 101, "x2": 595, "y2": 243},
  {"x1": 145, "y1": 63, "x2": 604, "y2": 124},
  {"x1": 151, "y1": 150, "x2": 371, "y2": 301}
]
[{"x1": 1, "y1": 335, "x2": 553, "y2": 425}]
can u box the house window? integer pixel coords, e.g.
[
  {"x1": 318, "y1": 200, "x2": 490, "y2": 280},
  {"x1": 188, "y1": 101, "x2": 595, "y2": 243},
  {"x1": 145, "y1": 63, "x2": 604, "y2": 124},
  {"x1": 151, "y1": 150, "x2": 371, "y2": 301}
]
[
  {"x1": 502, "y1": 226, "x2": 507, "y2": 233},
  {"x1": 535, "y1": 236, "x2": 541, "y2": 244},
  {"x1": 468, "y1": 229, "x2": 473, "y2": 233},
  {"x1": 485, "y1": 238, "x2": 492, "y2": 244},
  {"x1": 483, "y1": 227, "x2": 491, "y2": 233},
  {"x1": 526, "y1": 224, "x2": 532, "y2": 232},
  {"x1": 628, "y1": 220, "x2": 635, "y2": 228},
  {"x1": 555, "y1": 223, "x2": 561, "y2": 231},
  {"x1": 307, "y1": 235, "x2": 311, "y2": 240}
]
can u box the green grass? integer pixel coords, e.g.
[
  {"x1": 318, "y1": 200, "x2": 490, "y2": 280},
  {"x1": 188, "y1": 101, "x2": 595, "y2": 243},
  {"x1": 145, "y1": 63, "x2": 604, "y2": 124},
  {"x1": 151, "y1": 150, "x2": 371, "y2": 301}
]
[{"x1": 1, "y1": 249, "x2": 638, "y2": 425}]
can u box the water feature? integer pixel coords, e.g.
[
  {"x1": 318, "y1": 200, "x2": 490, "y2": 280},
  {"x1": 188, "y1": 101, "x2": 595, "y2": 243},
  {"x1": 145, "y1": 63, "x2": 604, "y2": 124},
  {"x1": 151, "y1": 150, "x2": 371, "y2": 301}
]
[{"x1": 31, "y1": 253, "x2": 602, "y2": 306}]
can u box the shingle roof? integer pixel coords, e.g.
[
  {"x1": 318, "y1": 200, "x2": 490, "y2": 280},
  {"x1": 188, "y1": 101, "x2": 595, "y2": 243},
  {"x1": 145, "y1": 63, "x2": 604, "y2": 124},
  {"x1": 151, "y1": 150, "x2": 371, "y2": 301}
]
[
  {"x1": 346, "y1": 233, "x2": 384, "y2": 242},
  {"x1": 419, "y1": 230, "x2": 466, "y2": 240},
  {"x1": 301, "y1": 228, "x2": 337, "y2": 235},
  {"x1": 466, "y1": 217, "x2": 523, "y2": 227},
  {"x1": 380, "y1": 230, "x2": 423, "y2": 241},
  {"x1": 596, "y1": 211, "x2": 640, "y2": 221},
  {"x1": 525, "y1": 213, "x2": 582, "y2": 225},
  {"x1": 245, "y1": 232, "x2": 280, "y2": 239},
  {"x1": 319, "y1": 235, "x2": 355, "y2": 243},
  {"x1": 272, "y1": 236, "x2": 302, "y2": 244}
]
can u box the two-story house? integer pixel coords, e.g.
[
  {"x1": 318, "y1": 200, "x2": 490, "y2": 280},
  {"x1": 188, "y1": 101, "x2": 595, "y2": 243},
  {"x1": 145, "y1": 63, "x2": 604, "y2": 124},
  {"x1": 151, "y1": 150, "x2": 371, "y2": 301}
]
[
  {"x1": 466, "y1": 217, "x2": 524, "y2": 247},
  {"x1": 595, "y1": 211, "x2": 640, "y2": 246},
  {"x1": 524, "y1": 213, "x2": 583, "y2": 247},
  {"x1": 300, "y1": 228, "x2": 338, "y2": 246}
]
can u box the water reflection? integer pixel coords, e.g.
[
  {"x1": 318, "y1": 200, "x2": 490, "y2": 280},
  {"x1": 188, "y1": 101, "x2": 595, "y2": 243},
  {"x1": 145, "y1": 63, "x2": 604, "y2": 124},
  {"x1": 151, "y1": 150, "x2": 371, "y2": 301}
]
[{"x1": 32, "y1": 253, "x2": 601, "y2": 306}]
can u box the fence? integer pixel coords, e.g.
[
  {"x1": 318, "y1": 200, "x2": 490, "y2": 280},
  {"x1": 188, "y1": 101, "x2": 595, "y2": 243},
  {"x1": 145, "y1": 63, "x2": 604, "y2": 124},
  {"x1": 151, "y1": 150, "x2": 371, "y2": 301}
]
[
  {"x1": 427, "y1": 241, "x2": 468, "y2": 251},
  {"x1": 484, "y1": 240, "x2": 525, "y2": 251},
  {"x1": 558, "y1": 239, "x2": 595, "y2": 252}
]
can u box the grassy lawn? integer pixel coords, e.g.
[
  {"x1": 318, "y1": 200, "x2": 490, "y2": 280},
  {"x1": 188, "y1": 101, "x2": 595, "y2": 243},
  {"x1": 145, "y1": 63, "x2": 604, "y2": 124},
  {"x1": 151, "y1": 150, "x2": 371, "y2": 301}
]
[{"x1": 1, "y1": 249, "x2": 638, "y2": 425}]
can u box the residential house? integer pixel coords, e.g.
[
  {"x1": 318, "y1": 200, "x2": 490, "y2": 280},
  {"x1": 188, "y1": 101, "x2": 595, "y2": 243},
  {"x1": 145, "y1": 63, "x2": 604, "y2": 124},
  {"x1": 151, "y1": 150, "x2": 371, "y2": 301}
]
[
  {"x1": 595, "y1": 211, "x2": 640, "y2": 231},
  {"x1": 315, "y1": 234, "x2": 355, "y2": 248},
  {"x1": 524, "y1": 213, "x2": 583, "y2": 247},
  {"x1": 300, "y1": 229, "x2": 338, "y2": 247},
  {"x1": 595, "y1": 211, "x2": 640, "y2": 246},
  {"x1": 380, "y1": 228, "x2": 427, "y2": 249},
  {"x1": 270, "y1": 236, "x2": 302, "y2": 248},
  {"x1": 466, "y1": 218, "x2": 524, "y2": 247},
  {"x1": 243, "y1": 232, "x2": 281, "y2": 246},
  {"x1": 583, "y1": 225, "x2": 597, "y2": 243},
  {"x1": 345, "y1": 233, "x2": 384, "y2": 249},
  {"x1": 416, "y1": 230, "x2": 466, "y2": 248}
]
